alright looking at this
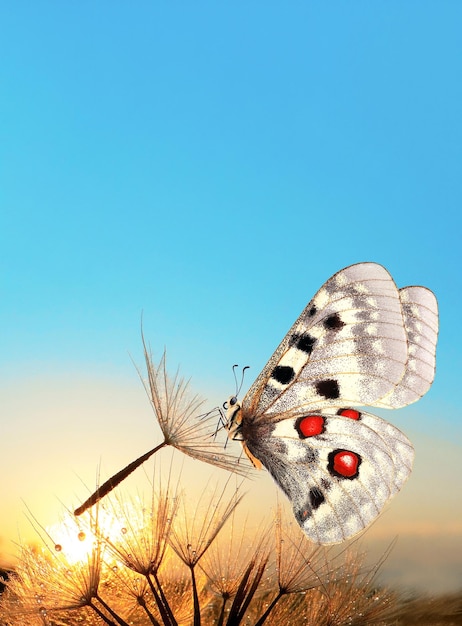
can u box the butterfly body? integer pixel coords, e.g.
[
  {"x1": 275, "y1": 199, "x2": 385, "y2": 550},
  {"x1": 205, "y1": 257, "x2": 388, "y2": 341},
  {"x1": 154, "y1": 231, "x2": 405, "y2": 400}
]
[{"x1": 226, "y1": 263, "x2": 438, "y2": 544}]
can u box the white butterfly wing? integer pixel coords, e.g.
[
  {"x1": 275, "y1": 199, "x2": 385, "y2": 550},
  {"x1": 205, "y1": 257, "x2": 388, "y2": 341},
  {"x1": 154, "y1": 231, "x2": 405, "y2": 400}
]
[
  {"x1": 244, "y1": 410, "x2": 414, "y2": 544},
  {"x1": 242, "y1": 263, "x2": 438, "y2": 419},
  {"x1": 378, "y1": 285, "x2": 438, "y2": 408},
  {"x1": 234, "y1": 263, "x2": 438, "y2": 543}
]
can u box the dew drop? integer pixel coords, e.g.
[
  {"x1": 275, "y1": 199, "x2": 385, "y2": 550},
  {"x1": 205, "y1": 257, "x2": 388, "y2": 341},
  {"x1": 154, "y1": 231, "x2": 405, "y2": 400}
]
[
  {"x1": 39, "y1": 607, "x2": 47, "y2": 617},
  {"x1": 78, "y1": 531, "x2": 86, "y2": 541},
  {"x1": 121, "y1": 527, "x2": 127, "y2": 534},
  {"x1": 54, "y1": 544, "x2": 62, "y2": 552}
]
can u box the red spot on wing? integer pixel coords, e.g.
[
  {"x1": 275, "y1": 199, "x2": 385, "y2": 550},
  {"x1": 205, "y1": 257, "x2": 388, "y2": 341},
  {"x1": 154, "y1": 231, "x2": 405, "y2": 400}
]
[
  {"x1": 332, "y1": 451, "x2": 360, "y2": 478},
  {"x1": 337, "y1": 408, "x2": 361, "y2": 420},
  {"x1": 297, "y1": 415, "x2": 325, "y2": 438}
]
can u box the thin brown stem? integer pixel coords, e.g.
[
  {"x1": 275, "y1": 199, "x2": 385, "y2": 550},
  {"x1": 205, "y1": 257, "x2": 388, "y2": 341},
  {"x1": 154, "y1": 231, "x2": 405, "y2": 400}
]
[
  {"x1": 190, "y1": 564, "x2": 201, "y2": 626},
  {"x1": 217, "y1": 594, "x2": 229, "y2": 626},
  {"x1": 145, "y1": 572, "x2": 177, "y2": 626},
  {"x1": 152, "y1": 569, "x2": 177, "y2": 626},
  {"x1": 137, "y1": 595, "x2": 162, "y2": 626},
  {"x1": 94, "y1": 594, "x2": 131, "y2": 626},
  {"x1": 253, "y1": 590, "x2": 284, "y2": 626},
  {"x1": 88, "y1": 600, "x2": 119, "y2": 626}
]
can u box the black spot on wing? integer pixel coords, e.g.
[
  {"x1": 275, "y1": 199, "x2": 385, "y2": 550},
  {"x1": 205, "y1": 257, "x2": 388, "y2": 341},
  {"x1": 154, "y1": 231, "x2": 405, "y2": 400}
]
[
  {"x1": 308, "y1": 305, "x2": 317, "y2": 317},
  {"x1": 271, "y1": 365, "x2": 295, "y2": 385},
  {"x1": 309, "y1": 487, "x2": 325, "y2": 509},
  {"x1": 315, "y1": 379, "x2": 340, "y2": 399},
  {"x1": 290, "y1": 333, "x2": 316, "y2": 354},
  {"x1": 295, "y1": 487, "x2": 326, "y2": 524},
  {"x1": 323, "y1": 313, "x2": 345, "y2": 330}
]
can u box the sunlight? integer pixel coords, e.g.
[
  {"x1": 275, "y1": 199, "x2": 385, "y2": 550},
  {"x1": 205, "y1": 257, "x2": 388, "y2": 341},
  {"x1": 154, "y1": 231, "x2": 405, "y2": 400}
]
[
  {"x1": 47, "y1": 519, "x2": 95, "y2": 565},
  {"x1": 47, "y1": 506, "x2": 129, "y2": 565}
]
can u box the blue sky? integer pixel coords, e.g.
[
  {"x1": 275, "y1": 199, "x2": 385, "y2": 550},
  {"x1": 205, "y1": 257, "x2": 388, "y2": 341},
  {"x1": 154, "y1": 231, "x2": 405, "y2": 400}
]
[{"x1": 1, "y1": 2, "x2": 461, "y2": 591}]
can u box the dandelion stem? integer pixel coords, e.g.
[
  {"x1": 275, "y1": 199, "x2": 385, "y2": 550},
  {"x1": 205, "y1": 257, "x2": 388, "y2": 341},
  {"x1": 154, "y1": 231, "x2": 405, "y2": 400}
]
[
  {"x1": 216, "y1": 595, "x2": 229, "y2": 626},
  {"x1": 145, "y1": 573, "x2": 177, "y2": 626},
  {"x1": 95, "y1": 594, "x2": 131, "y2": 626},
  {"x1": 190, "y1": 564, "x2": 201, "y2": 626},
  {"x1": 88, "y1": 599, "x2": 119, "y2": 626},
  {"x1": 152, "y1": 569, "x2": 177, "y2": 626},
  {"x1": 137, "y1": 595, "x2": 162, "y2": 626},
  {"x1": 74, "y1": 442, "x2": 167, "y2": 515},
  {"x1": 253, "y1": 590, "x2": 284, "y2": 626}
]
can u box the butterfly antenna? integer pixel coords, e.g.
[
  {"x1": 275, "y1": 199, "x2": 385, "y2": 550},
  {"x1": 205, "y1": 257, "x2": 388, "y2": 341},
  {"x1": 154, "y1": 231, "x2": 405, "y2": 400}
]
[
  {"x1": 236, "y1": 365, "x2": 250, "y2": 397},
  {"x1": 232, "y1": 364, "x2": 239, "y2": 395}
]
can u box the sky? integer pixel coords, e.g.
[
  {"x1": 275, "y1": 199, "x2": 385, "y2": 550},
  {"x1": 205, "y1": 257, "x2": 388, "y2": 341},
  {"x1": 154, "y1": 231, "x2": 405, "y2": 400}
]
[{"x1": 1, "y1": 2, "x2": 461, "y2": 594}]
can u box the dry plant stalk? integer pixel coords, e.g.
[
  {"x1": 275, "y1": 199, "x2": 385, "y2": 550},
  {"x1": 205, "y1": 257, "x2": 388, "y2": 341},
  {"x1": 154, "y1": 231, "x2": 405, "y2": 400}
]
[{"x1": 74, "y1": 342, "x2": 247, "y2": 516}]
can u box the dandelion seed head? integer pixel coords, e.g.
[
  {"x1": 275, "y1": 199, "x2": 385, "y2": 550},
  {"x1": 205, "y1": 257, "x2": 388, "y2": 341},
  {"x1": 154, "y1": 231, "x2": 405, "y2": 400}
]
[{"x1": 139, "y1": 346, "x2": 249, "y2": 476}]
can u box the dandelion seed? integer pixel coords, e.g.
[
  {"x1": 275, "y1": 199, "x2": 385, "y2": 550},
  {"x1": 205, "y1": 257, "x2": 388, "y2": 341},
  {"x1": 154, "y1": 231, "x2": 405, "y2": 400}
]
[
  {"x1": 74, "y1": 342, "x2": 246, "y2": 516},
  {"x1": 168, "y1": 477, "x2": 245, "y2": 626},
  {"x1": 169, "y1": 478, "x2": 244, "y2": 569}
]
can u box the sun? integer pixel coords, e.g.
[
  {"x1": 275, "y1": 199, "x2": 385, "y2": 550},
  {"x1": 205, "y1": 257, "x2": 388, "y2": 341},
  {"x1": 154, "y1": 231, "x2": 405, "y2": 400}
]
[
  {"x1": 47, "y1": 518, "x2": 95, "y2": 564},
  {"x1": 47, "y1": 507, "x2": 128, "y2": 565}
]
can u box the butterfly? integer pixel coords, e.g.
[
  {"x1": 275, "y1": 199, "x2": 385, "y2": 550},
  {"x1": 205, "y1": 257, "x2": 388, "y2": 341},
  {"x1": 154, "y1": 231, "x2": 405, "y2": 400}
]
[{"x1": 225, "y1": 262, "x2": 438, "y2": 544}]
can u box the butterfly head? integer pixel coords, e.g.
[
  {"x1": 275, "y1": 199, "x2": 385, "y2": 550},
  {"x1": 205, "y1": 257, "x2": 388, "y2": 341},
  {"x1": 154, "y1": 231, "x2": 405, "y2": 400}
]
[
  {"x1": 224, "y1": 395, "x2": 242, "y2": 440},
  {"x1": 224, "y1": 395, "x2": 263, "y2": 469}
]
